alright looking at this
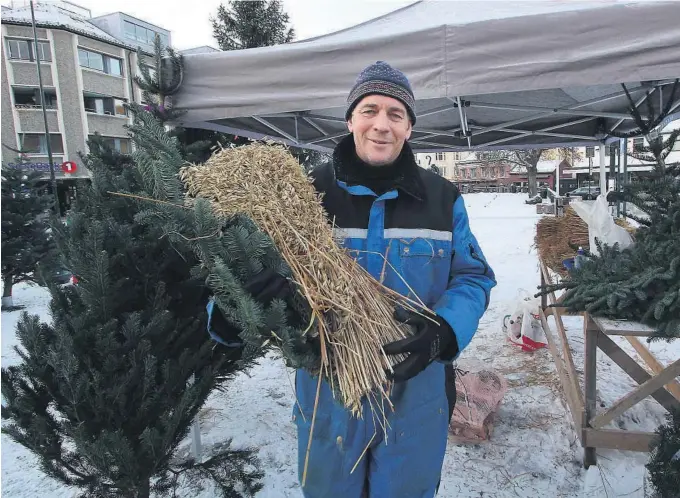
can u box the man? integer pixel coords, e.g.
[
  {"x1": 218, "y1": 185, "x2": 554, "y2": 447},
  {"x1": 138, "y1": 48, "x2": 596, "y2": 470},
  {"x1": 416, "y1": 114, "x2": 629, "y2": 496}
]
[{"x1": 210, "y1": 61, "x2": 496, "y2": 497}]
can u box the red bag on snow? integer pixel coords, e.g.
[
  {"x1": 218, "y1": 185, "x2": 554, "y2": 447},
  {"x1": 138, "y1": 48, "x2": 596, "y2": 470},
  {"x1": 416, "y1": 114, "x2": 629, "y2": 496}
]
[{"x1": 502, "y1": 290, "x2": 547, "y2": 352}]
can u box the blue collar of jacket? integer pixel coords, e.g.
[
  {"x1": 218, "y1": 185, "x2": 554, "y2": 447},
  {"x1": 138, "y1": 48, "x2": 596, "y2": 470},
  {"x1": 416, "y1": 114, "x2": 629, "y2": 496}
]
[{"x1": 332, "y1": 134, "x2": 426, "y2": 202}]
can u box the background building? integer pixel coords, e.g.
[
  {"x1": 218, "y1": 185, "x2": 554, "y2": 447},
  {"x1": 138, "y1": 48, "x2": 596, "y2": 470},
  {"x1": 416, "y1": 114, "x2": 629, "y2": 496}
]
[
  {"x1": 415, "y1": 119, "x2": 680, "y2": 194},
  {"x1": 1, "y1": 1, "x2": 169, "y2": 212}
]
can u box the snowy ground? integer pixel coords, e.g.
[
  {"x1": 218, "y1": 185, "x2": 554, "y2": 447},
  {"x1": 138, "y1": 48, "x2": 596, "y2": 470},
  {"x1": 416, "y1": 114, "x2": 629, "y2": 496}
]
[{"x1": 2, "y1": 193, "x2": 679, "y2": 497}]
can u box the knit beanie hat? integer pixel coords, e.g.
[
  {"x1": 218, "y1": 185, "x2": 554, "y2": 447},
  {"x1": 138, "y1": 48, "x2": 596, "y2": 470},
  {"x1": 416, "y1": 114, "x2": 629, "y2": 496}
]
[{"x1": 345, "y1": 61, "x2": 416, "y2": 125}]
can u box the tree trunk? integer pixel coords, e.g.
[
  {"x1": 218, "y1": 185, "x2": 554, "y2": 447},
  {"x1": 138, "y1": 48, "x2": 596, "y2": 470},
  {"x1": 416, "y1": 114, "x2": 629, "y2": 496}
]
[
  {"x1": 527, "y1": 166, "x2": 538, "y2": 197},
  {"x1": 2, "y1": 275, "x2": 13, "y2": 308},
  {"x1": 136, "y1": 480, "x2": 150, "y2": 498}
]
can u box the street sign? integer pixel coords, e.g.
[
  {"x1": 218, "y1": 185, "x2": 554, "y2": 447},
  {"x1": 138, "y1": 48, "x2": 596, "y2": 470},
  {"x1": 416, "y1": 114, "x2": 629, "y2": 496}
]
[{"x1": 61, "y1": 161, "x2": 77, "y2": 174}]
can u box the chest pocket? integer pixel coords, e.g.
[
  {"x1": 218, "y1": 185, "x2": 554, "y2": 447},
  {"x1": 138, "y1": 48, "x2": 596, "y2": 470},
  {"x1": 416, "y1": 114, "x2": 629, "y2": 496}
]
[{"x1": 396, "y1": 238, "x2": 451, "y2": 307}]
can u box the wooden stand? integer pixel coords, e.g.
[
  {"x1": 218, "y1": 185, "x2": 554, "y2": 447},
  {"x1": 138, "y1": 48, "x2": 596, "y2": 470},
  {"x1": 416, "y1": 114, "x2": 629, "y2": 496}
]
[{"x1": 539, "y1": 259, "x2": 680, "y2": 467}]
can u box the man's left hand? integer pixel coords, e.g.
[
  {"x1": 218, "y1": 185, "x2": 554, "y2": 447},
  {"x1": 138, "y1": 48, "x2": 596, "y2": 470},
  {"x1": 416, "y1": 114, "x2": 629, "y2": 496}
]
[{"x1": 383, "y1": 309, "x2": 458, "y2": 382}]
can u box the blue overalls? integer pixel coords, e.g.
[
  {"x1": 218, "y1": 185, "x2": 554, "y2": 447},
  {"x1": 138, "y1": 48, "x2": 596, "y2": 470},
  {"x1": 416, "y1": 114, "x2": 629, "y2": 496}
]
[{"x1": 294, "y1": 173, "x2": 496, "y2": 498}]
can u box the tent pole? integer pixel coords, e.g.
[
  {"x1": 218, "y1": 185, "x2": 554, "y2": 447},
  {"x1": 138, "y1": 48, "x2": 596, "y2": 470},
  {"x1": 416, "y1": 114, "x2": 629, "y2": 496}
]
[
  {"x1": 599, "y1": 143, "x2": 607, "y2": 195},
  {"x1": 622, "y1": 138, "x2": 628, "y2": 216},
  {"x1": 617, "y1": 140, "x2": 623, "y2": 217}
]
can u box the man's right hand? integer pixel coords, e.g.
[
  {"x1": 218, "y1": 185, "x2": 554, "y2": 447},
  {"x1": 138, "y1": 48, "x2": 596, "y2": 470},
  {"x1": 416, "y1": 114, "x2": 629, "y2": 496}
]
[
  {"x1": 244, "y1": 268, "x2": 294, "y2": 306},
  {"x1": 207, "y1": 268, "x2": 297, "y2": 346}
]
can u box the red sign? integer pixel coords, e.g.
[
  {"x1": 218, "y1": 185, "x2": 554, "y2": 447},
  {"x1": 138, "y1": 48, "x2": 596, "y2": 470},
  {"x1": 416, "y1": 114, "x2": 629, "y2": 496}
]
[{"x1": 61, "y1": 161, "x2": 77, "y2": 174}]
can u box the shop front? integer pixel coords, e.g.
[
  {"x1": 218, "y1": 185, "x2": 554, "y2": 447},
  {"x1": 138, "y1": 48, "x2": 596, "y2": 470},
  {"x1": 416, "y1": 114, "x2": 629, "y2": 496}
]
[{"x1": 4, "y1": 160, "x2": 90, "y2": 215}]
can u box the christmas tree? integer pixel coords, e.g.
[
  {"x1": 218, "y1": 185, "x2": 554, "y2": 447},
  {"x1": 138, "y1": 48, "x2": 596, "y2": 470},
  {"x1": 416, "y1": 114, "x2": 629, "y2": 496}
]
[
  {"x1": 0, "y1": 41, "x2": 294, "y2": 497},
  {"x1": 124, "y1": 105, "x2": 317, "y2": 372},
  {"x1": 130, "y1": 34, "x2": 318, "y2": 371},
  {"x1": 540, "y1": 80, "x2": 679, "y2": 340},
  {"x1": 646, "y1": 408, "x2": 680, "y2": 498},
  {"x1": 1, "y1": 123, "x2": 269, "y2": 497},
  {"x1": 1, "y1": 163, "x2": 55, "y2": 309},
  {"x1": 211, "y1": 0, "x2": 295, "y2": 51}
]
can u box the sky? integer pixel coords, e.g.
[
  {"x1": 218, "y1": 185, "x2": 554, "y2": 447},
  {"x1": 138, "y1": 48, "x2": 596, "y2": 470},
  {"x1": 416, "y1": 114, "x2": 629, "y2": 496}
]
[{"x1": 15, "y1": 0, "x2": 416, "y2": 50}]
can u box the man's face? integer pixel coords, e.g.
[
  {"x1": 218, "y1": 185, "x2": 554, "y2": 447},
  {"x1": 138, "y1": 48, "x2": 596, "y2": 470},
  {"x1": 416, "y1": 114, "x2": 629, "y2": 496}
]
[{"x1": 347, "y1": 94, "x2": 412, "y2": 166}]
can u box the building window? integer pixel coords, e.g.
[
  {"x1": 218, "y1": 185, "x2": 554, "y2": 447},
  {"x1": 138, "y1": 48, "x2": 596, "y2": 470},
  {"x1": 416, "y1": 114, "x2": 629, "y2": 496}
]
[
  {"x1": 124, "y1": 20, "x2": 168, "y2": 46},
  {"x1": 632, "y1": 137, "x2": 645, "y2": 152},
  {"x1": 585, "y1": 146, "x2": 595, "y2": 158},
  {"x1": 78, "y1": 48, "x2": 123, "y2": 76},
  {"x1": 672, "y1": 136, "x2": 680, "y2": 152},
  {"x1": 137, "y1": 64, "x2": 157, "y2": 82},
  {"x1": 79, "y1": 48, "x2": 104, "y2": 71},
  {"x1": 6, "y1": 39, "x2": 51, "y2": 62},
  {"x1": 13, "y1": 88, "x2": 58, "y2": 109},
  {"x1": 34, "y1": 41, "x2": 51, "y2": 61},
  {"x1": 436, "y1": 152, "x2": 445, "y2": 161},
  {"x1": 108, "y1": 57, "x2": 122, "y2": 76},
  {"x1": 84, "y1": 95, "x2": 128, "y2": 116},
  {"x1": 124, "y1": 20, "x2": 136, "y2": 40},
  {"x1": 20, "y1": 133, "x2": 64, "y2": 154},
  {"x1": 97, "y1": 137, "x2": 131, "y2": 154}
]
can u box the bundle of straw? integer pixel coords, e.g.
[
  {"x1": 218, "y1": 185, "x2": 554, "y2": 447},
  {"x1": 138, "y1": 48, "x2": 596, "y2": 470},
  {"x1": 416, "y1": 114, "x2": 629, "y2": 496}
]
[
  {"x1": 180, "y1": 143, "x2": 430, "y2": 416},
  {"x1": 535, "y1": 207, "x2": 589, "y2": 275},
  {"x1": 536, "y1": 207, "x2": 637, "y2": 276}
]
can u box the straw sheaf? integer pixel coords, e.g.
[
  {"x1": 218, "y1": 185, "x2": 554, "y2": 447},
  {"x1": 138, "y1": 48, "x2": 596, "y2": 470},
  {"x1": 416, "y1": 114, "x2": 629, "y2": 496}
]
[
  {"x1": 179, "y1": 143, "x2": 430, "y2": 416},
  {"x1": 535, "y1": 206, "x2": 636, "y2": 276}
]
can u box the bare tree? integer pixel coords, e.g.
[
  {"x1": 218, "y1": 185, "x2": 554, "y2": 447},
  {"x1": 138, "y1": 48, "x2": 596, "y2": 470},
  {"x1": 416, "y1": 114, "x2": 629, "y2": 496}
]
[
  {"x1": 477, "y1": 147, "x2": 583, "y2": 196},
  {"x1": 476, "y1": 149, "x2": 543, "y2": 197}
]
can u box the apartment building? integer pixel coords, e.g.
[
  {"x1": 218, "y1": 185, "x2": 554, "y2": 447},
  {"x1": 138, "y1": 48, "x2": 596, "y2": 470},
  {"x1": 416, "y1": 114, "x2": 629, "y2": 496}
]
[{"x1": 1, "y1": 1, "x2": 170, "y2": 211}]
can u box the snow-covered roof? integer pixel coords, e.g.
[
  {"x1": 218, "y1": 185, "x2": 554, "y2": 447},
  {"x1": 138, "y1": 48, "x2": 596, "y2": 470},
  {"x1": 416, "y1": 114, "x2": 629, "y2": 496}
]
[
  {"x1": 535, "y1": 160, "x2": 558, "y2": 174},
  {"x1": 1, "y1": 2, "x2": 137, "y2": 51},
  {"x1": 180, "y1": 46, "x2": 220, "y2": 56}
]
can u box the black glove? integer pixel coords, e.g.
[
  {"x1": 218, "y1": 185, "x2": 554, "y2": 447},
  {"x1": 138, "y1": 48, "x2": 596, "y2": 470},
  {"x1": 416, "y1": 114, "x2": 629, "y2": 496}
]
[
  {"x1": 244, "y1": 268, "x2": 293, "y2": 305},
  {"x1": 383, "y1": 309, "x2": 459, "y2": 382},
  {"x1": 207, "y1": 268, "x2": 294, "y2": 346}
]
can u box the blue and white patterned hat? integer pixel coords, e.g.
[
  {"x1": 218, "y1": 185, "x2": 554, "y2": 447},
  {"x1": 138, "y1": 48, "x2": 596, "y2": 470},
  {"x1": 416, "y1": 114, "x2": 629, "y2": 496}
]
[{"x1": 345, "y1": 61, "x2": 416, "y2": 124}]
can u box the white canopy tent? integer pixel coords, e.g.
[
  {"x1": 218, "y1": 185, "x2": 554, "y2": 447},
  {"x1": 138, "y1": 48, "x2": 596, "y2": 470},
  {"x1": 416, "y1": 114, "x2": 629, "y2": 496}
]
[{"x1": 173, "y1": 0, "x2": 680, "y2": 192}]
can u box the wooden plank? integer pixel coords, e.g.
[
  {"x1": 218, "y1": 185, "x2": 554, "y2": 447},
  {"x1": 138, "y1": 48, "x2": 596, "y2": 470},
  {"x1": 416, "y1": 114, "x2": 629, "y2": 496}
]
[
  {"x1": 583, "y1": 314, "x2": 598, "y2": 467},
  {"x1": 583, "y1": 428, "x2": 656, "y2": 452},
  {"x1": 539, "y1": 308, "x2": 579, "y2": 429},
  {"x1": 625, "y1": 336, "x2": 680, "y2": 403},
  {"x1": 590, "y1": 358, "x2": 680, "y2": 429},
  {"x1": 539, "y1": 260, "x2": 584, "y2": 410},
  {"x1": 540, "y1": 263, "x2": 548, "y2": 311},
  {"x1": 596, "y1": 333, "x2": 680, "y2": 414},
  {"x1": 592, "y1": 316, "x2": 656, "y2": 337}
]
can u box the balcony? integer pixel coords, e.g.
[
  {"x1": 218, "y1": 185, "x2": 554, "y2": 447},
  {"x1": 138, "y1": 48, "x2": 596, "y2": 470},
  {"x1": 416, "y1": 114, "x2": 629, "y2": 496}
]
[
  {"x1": 13, "y1": 88, "x2": 59, "y2": 131},
  {"x1": 86, "y1": 113, "x2": 127, "y2": 136},
  {"x1": 10, "y1": 62, "x2": 53, "y2": 86},
  {"x1": 84, "y1": 94, "x2": 128, "y2": 136},
  {"x1": 16, "y1": 108, "x2": 59, "y2": 133},
  {"x1": 81, "y1": 69, "x2": 125, "y2": 97}
]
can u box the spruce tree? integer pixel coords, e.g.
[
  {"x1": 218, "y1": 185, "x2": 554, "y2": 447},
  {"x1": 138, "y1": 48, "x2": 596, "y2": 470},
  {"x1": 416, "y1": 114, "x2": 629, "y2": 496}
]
[
  {"x1": 2, "y1": 37, "x2": 324, "y2": 496},
  {"x1": 1, "y1": 128, "x2": 267, "y2": 497},
  {"x1": 211, "y1": 0, "x2": 295, "y2": 51},
  {"x1": 540, "y1": 80, "x2": 680, "y2": 340},
  {"x1": 646, "y1": 408, "x2": 680, "y2": 498},
  {"x1": 1, "y1": 164, "x2": 55, "y2": 309},
  {"x1": 129, "y1": 39, "x2": 317, "y2": 370}
]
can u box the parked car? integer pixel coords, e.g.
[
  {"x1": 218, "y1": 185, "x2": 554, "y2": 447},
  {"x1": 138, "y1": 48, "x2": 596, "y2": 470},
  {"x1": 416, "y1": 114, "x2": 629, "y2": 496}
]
[
  {"x1": 37, "y1": 266, "x2": 76, "y2": 286},
  {"x1": 51, "y1": 268, "x2": 74, "y2": 285},
  {"x1": 567, "y1": 186, "x2": 600, "y2": 200}
]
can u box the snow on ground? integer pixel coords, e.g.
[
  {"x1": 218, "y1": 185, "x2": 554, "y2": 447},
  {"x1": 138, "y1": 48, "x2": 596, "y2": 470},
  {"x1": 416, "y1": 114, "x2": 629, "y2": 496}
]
[{"x1": 2, "y1": 193, "x2": 678, "y2": 497}]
